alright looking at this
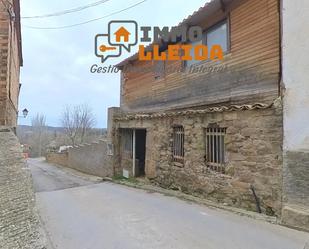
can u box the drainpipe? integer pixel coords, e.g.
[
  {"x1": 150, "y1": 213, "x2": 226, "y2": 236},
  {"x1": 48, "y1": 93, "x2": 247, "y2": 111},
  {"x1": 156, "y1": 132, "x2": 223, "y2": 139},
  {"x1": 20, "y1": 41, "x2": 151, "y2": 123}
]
[
  {"x1": 132, "y1": 129, "x2": 136, "y2": 177},
  {"x1": 250, "y1": 184, "x2": 262, "y2": 213}
]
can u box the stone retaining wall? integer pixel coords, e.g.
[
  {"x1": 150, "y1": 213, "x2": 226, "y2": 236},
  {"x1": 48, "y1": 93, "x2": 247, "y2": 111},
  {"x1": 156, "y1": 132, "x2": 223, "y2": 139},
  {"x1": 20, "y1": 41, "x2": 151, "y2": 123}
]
[
  {"x1": 47, "y1": 140, "x2": 113, "y2": 178},
  {"x1": 68, "y1": 140, "x2": 113, "y2": 178},
  {"x1": 46, "y1": 152, "x2": 68, "y2": 167},
  {"x1": 0, "y1": 127, "x2": 46, "y2": 249}
]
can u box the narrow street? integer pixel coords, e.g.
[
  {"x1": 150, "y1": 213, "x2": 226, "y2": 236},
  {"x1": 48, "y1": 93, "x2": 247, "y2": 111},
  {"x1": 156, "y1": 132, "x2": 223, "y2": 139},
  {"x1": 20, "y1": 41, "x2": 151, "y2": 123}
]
[
  {"x1": 29, "y1": 158, "x2": 100, "y2": 192},
  {"x1": 29, "y1": 159, "x2": 309, "y2": 249}
]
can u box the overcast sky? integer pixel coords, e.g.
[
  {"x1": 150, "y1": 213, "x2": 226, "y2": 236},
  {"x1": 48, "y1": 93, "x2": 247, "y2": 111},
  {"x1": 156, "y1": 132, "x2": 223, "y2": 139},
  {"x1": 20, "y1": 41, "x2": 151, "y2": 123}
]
[{"x1": 18, "y1": 0, "x2": 207, "y2": 128}]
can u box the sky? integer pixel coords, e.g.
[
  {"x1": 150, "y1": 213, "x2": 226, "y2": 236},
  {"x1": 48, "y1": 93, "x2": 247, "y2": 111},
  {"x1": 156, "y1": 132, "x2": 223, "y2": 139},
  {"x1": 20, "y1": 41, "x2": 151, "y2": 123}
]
[{"x1": 18, "y1": 0, "x2": 207, "y2": 128}]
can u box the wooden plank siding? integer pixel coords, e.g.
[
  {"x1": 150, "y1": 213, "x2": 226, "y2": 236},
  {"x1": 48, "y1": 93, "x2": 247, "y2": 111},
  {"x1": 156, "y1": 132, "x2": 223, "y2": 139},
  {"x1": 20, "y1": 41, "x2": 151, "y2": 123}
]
[{"x1": 120, "y1": 0, "x2": 280, "y2": 112}]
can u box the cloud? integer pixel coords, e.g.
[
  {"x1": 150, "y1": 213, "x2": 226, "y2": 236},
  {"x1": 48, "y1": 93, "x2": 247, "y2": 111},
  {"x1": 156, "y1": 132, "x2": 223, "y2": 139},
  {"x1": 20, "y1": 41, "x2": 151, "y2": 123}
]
[{"x1": 19, "y1": 0, "x2": 207, "y2": 127}]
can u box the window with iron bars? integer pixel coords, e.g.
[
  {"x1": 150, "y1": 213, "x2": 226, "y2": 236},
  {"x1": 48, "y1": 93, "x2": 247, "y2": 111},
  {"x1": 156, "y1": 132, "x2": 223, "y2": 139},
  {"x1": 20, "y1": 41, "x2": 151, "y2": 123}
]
[
  {"x1": 205, "y1": 127, "x2": 226, "y2": 173},
  {"x1": 172, "y1": 126, "x2": 184, "y2": 164}
]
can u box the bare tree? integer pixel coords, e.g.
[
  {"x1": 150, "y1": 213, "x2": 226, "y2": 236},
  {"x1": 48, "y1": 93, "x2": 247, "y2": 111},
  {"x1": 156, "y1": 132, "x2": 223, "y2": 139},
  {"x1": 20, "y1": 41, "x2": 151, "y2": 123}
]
[
  {"x1": 61, "y1": 105, "x2": 80, "y2": 146},
  {"x1": 79, "y1": 104, "x2": 96, "y2": 143},
  {"x1": 31, "y1": 113, "x2": 47, "y2": 157},
  {"x1": 60, "y1": 104, "x2": 96, "y2": 145}
]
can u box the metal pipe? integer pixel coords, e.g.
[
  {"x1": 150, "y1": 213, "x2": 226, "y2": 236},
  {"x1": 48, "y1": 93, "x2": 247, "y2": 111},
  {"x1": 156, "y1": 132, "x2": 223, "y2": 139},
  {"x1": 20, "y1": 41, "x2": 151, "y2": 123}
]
[
  {"x1": 132, "y1": 129, "x2": 136, "y2": 177},
  {"x1": 250, "y1": 184, "x2": 262, "y2": 213}
]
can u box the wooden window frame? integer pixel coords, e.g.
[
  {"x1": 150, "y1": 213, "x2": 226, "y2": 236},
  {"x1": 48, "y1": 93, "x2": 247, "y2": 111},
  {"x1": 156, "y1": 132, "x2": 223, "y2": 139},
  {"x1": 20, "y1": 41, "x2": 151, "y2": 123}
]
[
  {"x1": 204, "y1": 18, "x2": 230, "y2": 54},
  {"x1": 184, "y1": 17, "x2": 230, "y2": 68}
]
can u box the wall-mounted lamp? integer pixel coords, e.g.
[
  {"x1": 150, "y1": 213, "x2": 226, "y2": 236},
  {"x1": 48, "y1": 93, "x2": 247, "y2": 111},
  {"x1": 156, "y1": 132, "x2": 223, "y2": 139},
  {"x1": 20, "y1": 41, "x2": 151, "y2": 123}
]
[{"x1": 18, "y1": 108, "x2": 29, "y2": 118}]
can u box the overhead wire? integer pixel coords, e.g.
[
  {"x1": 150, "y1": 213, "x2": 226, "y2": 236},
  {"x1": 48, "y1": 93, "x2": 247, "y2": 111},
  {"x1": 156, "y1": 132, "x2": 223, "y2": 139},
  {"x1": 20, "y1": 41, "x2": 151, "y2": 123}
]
[
  {"x1": 22, "y1": 0, "x2": 112, "y2": 19},
  {"x1": 23, "y1": 0, "x2": 147, "y2": 30}
]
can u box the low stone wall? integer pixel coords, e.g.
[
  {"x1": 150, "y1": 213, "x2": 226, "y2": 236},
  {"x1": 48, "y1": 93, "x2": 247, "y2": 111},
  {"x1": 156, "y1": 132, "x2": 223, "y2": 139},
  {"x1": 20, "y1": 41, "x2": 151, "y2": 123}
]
[
  {"x1": 0, "y1": 127, "x2": 46, "y2": 248},
  {"x1": 46, "y1": 141, "x2": 113, "y2": 178},
  {"x1": 68, "y1": 140, "x2": 113, "y2": 178},
  {"x1": 46, "y1": 152, "x2": 68, "y2": 167}
]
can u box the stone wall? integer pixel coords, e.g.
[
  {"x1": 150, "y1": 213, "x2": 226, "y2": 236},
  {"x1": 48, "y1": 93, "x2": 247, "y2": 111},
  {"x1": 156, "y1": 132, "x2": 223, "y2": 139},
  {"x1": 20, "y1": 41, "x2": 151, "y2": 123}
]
[
  {"x1": 68, "y1": 140, "x2": 113, "y2": 178},
  {"x1": 282, "y1": 151, "x2": 309, "y2": 231},
  {"x1": 0, "y1": 127, "x2": 45, "y2": 248},
  {"x1": 113, "y1": 103, "x2": 283, "y2": 216},
  {"x1": 46, "y1": 152, "x2": 68, "y2": 167},
  {"x1": 45, "y1": 141, "x2": 113, "y2": 178}
]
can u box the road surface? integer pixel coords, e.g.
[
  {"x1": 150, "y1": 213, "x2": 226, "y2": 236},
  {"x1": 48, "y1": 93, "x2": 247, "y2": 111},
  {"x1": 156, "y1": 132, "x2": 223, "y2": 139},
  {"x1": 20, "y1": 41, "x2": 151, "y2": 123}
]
[
  {"x1": 29, "y1": 158, "x2": 100, "y2": 192},
  {"x1": 28, "y1": 158, "x2": 309, "y2": 249}
]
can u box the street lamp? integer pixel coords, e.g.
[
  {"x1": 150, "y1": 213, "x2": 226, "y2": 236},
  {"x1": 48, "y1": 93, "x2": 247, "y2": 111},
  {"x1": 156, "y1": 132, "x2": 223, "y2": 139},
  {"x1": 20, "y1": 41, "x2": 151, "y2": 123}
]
[
  {"x1": 18, "y1": 108, "x2": 29, "y2": 118},
  {"x1": 22, "y1": 108, "x2": 29, "y2": 118}
]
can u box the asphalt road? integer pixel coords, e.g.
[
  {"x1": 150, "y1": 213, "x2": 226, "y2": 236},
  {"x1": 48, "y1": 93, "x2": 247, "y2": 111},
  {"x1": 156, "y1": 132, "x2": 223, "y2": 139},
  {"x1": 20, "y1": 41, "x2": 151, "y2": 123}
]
[
  {"x1": 28, "y1": 158, "x2": 309, "y2": 249},
  {"x1": 29, "y1": 158, "x2": 99, "y2": 192}
]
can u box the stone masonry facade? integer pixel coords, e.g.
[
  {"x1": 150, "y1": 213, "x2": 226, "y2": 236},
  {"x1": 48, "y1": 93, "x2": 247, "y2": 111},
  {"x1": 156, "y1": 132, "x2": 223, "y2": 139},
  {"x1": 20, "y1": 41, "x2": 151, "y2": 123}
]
[
  {"x1": 112, "y1": 100, "x2": 283, "y2": 216},
  {"x1": 0, "y1": 127, "x2": 46, "y2": 248},
  {"x1": 108, "y1": 0, "x2": 309, "y2": 232}
]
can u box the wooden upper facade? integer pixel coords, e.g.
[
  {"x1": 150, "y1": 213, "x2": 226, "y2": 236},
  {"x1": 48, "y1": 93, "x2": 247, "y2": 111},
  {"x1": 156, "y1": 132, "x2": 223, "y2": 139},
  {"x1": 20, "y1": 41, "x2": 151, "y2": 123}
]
[{"x1": 118, "y1": 0, "x2": 280, "y2": 113}]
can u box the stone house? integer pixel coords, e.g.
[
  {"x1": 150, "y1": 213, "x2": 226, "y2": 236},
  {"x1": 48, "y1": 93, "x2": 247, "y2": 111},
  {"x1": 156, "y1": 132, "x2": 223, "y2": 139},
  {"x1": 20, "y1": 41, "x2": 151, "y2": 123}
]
[
  {"x1": 107, "y1": 0, "x2": 309, "y2": 231},
  {"x1": 0, "y1": 0, "x2": 22, "y2": 128}
]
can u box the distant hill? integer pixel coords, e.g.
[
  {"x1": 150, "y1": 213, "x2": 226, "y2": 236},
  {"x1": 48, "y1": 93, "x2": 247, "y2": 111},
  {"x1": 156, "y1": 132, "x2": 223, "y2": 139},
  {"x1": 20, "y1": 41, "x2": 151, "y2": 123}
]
[
  {"x1": 17, "y1": 125, "x2": 66, "y2": 135},
  {"x1": 17, "y1": 125, "x2": 107, "y2": 157},
  {"x1": 17, "y1": 125, "x2": 106, "y2": 135}
]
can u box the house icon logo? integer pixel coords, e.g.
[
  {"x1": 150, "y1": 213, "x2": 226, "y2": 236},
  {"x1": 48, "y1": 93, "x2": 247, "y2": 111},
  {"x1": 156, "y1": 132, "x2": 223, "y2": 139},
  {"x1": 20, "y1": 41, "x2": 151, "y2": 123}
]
[
  {"x1": 95, "y1": 20, "x2": 138, "y2": 63},
  {"x1": 114, "y1": 27, "x2": 131, "y2": 42}
]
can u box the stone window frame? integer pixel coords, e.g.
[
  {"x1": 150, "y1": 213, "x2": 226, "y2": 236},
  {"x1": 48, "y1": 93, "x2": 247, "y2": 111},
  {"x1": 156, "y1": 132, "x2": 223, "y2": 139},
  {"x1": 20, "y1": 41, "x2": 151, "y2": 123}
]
[
  {"x1": 205, "y1": 124, "x2": 226, "y2": 173},
  {"x1": 172, "y1": 125, "x2": 185, "y2": 165}
]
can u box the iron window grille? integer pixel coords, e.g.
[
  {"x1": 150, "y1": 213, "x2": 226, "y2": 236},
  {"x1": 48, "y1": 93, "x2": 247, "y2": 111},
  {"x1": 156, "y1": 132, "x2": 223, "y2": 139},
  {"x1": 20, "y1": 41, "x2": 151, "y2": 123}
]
[
  {"x1": 172, "y1": 126, "x2": 184, "y2": 163},
  {"x1": 205, "y1": 127, "x2": 226, "y2": 173}
]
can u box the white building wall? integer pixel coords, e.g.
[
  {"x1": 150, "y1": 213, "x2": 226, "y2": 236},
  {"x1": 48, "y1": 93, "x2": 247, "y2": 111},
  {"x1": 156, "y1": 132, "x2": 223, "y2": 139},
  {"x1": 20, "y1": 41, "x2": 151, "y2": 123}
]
[
  {"x1": 281, "y1": 0, "x2": 309, "y2": 231},
  {"x1": 282, "y1": 0, "x2": 309, "y2": 151}
]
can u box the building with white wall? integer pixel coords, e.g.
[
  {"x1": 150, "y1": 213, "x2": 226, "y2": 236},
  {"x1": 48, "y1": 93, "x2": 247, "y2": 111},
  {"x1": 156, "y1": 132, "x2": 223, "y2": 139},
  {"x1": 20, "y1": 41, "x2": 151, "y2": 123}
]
[{"x1": 282, "y1": 0, "x2": 309, "y2": 231}]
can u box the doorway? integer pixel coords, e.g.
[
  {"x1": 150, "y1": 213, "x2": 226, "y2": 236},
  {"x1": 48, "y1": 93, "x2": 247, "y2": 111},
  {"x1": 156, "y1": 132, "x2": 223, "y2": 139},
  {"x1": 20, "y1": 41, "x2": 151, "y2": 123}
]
[{"x1": 135, "y1": 129, "x2": 146, "y2": 176}]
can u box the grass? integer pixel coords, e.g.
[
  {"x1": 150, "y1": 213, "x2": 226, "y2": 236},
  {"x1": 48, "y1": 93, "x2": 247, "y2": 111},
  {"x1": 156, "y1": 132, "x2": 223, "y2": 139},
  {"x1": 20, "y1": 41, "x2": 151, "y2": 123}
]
[{"x1": 112, "y1": 175, "x2": 139, "y2": 184}]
